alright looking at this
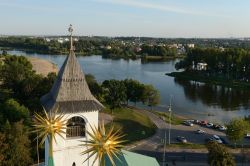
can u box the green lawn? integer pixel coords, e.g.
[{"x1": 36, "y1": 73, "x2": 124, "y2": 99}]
[
  {"x1": 104, "y1": 107, "x2": 157, "y2": 144},
  {"x1": 166, "y1": 143, "x2": 206, "y2": 149},
  {"x1": 153, "y1": 111, "x2": 184, "y2": 125}
]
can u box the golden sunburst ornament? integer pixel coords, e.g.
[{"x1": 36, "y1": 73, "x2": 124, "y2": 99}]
[
  {"x1": 81, "y1": 122, "x2": 126, "y2": 166},
  {"x1": 33, "y1": 108, "x2": 67, "y2": 166}
]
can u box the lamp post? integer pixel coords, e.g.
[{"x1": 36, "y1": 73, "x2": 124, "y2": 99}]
[
  {"x1": 162, "y1": 121, "x2": 167, "y2": 166},
  {"x1": 162, "y1": 96, "x2": 173, "y2": 166},
  {"x1": 168, "y1": 97, "x2": 172, "y2": 145}
]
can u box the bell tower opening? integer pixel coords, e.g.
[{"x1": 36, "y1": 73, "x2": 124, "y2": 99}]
[{"x1": 66, "y1": 116, "x2": 86, "y2": 138}]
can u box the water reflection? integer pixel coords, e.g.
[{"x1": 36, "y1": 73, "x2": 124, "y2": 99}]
[
  {"x1": 174, "y1": 78, "x2": 250, "y2": 111},
  {"x1": 5, "y1": 50, "x2": 250, "y2": 122}
]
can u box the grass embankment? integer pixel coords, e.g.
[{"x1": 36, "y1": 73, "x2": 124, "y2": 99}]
[
  {"x1": 166, "y1": 143, "x2": 206, "y2": 149},
  {"x1": 167, "y1": 71, "x2": 250, "y2": 89},
  {"x1": 104, "y1": 107, "x2": 157, "y2": 144},
  {"x1": 142, "y1": 55, "x2": 185, "y2": 62},
  {"x1": 153, "y1": 111, "x2": 184, "y2": 125}
]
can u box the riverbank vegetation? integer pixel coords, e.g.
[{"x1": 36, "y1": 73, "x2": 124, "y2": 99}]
[
  {"x1": 0, "y1": 54, "x2": 160, "y2": 164},
  {"x1": 0, "y1": 37, "x2": 181, "y2": 60},
  {"x1": 168, "y1": 48, "x2": 250, "y2": 89}
]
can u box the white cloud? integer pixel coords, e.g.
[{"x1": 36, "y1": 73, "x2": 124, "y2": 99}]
[
  {"x1": 0, "y1": 1, "x2": 59, "y2": 12},
  {"x1": 94, "y1": 0, "x2": 229, "y2": 18}
]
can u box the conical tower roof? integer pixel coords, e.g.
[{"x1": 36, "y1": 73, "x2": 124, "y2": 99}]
[{"x1": 41, "y1": 26, "x2": 103, "y2": 113}]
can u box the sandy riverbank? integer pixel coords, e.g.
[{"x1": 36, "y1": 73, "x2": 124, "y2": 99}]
[{"x1": 27, "y1": 57, "x2": 58, "y2": 76}]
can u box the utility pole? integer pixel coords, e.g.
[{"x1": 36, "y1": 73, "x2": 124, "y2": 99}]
[
  {"x1": 162, "y1": 124, "x2": 167, "y2": 166},
  {"x1": 162, "y1": 96, "x2": 173, "y2": 166},
  {"x1": 168, "y1": 96, "x2": 172, "y2": 145}
]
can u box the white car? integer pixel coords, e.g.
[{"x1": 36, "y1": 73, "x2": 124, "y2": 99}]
[
  {"x1": 246, "y1": 133, "x2": 250, "y2": 138},
  {"x1": 212, "y1": 135, "x2": 223, "y2": 144},
  {"x1": 196, "y1": 129, "x2": 205, "y2": 134},
  {"x1": 219, "y1": 125, "x2": 227, "y2": 131},
  {"x1": 206, "y1": 123, "x2": 214, "y2": 128},
  {"x1": 183, "y1": 121, "x2": 194, "y2": 126},
  {"x1": 177, "y1": 136, "x2": 187, "y2": 143}
]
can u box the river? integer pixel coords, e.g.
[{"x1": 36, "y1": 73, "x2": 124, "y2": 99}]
[{"x1": 7, "y1": 50, "x2": 250, "y2": 123}]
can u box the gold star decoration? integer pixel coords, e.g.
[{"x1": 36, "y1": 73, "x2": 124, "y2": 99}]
[
  {"x1": 33, "y1": 108, "x2": 67, "y2": 166},
  {"x1": 33, "y1": 108, "x2": 67, "y2": 145},
  {"x1": 81, "y1": 122, "x2": 126, "y2": 166}
]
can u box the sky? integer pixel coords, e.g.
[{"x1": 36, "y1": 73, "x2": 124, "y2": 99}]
[{"x1": 1, "y1": 0, "x2": 250, "y2": 38}]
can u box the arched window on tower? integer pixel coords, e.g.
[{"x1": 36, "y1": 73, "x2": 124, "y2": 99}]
[{"x1": 66, "y1": 116, "x2": 86, "y2": 138}]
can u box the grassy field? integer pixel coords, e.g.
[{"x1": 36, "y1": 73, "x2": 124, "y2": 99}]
[
  {"x1": 153, "y1": 111, "x2": 184, "y2": 125},
  {"x1": 166, "y1": 143, "x2": 206, "y2": 149},
  {"x1": 104, "y1": 107, "x2": 157, "y2": 144}
]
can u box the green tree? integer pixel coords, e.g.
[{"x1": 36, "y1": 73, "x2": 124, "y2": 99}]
[
  {"x1": 0, "y1": 56, "x2": 34, "y2": 89},
  {"x1": 0, "y1": 56, "x2": 56, "y2": 111},
  {"x1": 1, "y1": 99, "x2": 30, "y2": 126},
  {"x1": 102, "y1": 80, "x2": 127, "y2": 110},
  {"x1": 85, "y1": 74, "x2": 103, "y2": 100},
  {"x1": 1, "y1": 121, "x2": 33, "y2": 166},
  {"x1": 0, "y1": 133, "x2": 8, "y2": 163},
  {"x1": 206, "y1": 141, "x2": 235, "y2": 166},
  {"x1": 123, "y1": 79, "x2": 144, "y2": 106},
  {"x1": 123, "y1": 79, "x2": 144, "y2": 105},
  {"x1": 142, "y1": 85, "x2": 160, "y2": 110},
  {"x1": 226, "y1": 119, "x2": 250, "y2": 147}
]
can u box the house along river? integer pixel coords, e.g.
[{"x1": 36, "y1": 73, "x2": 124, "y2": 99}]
[{"x1": 7, "y1": 50, "x2": 250, "y2": 123}]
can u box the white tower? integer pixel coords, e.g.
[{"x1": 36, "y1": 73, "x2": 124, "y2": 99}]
[{"x1": 41, "y1": 25, "x2": 104, "y2": 166}]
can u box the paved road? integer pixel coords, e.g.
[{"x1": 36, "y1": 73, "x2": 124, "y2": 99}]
[
  {"x1": 125, "y1": 107, "x2": 167, "y2": 151},
  {"x1": 125, "y1": 107, "x2": 250, "y2": 164},
  {"x1": 126, "y1": 107, "x2": 228, "y2": 151},
  {"x1": 132, "y1": 150, "x2": 250, "y2": 166}
]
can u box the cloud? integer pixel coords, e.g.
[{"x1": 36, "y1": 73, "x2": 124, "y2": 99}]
[
  {"x1": 0, "y1": 1, "x2": 58, "y2": 12},
  {"x1": 94, "y1": 0, "x2": 229, "y2": 18}
]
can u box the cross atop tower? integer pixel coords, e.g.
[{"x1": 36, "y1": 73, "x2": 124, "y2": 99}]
[
  {"x1": 40, "y1": 25, "x2": 103, "y2": 166},
  {"x1": 68, "y1": 24, "x2": 74, "y2": 51}
]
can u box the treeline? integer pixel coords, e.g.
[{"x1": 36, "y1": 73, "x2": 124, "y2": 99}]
[
  {"x1": 176, "y1": 48, "x2": 250, "y2": 81},
  {"x1": 86, "y1": 74, "x2": 160, "y2": 110},
  {"x1": 0, "y1": 37, "x2": 66, "y2": 54},
  {"x1": 0, "y1": 37, "x2": 178, "y2": 58},
  {"x1": 0, "y1": 54, "x2": 160, "y2": 165},
  {"x1": 101, "y1": 79, "x2": 160, "y2": 109},
  {"x1": 0, "y1": 55, "x2": 57, "y2": 165}
]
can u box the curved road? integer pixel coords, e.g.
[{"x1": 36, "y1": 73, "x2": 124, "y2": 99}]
[{"x1": 125, "y1": 107, "x2": 250, "y2": 164}]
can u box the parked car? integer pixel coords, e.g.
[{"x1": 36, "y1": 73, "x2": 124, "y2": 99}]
[
  {"x1": 200, "y1": 120, "x2": 208, "y2": 126},
  {"x1": 212, "y1": 124, "x2": 220, "y2": 129},
  {"x1": 196, "y1": 129, "x2": 205, "y2": 134},
  {"x1": 212, "y1": 135, "x2": 223, "y2": 144},
  {"x1": 206, "y1": 135, "x2": 223, "y2": 144},
  {"x1": 176, "y1": 136, "x2": 187, "y2": 143},
  {"x1": 206, "y1": 123, "x2": 214, "y2": 128},
  {"x1": 246, "y1": 133, "x2": 250, "y2": 138},
  {"x1": 183, "y1": 121, "x2": 194, "y2": 126},
  {"x1": 219, "y1": 125, "x2": 227, "y2": 131},
  {"x1": 193, "y1": 120, "x2": 200, "y2": 124}
]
